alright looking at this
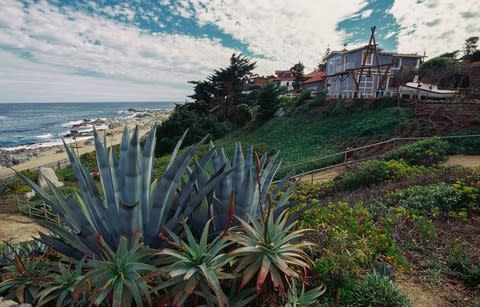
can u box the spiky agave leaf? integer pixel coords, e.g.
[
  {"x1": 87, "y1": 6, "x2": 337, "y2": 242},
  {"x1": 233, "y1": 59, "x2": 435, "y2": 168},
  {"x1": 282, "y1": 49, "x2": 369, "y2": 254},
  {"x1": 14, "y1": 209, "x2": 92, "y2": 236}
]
[
  {"x1": 227, "y1": 210, "x2": 314, "y2": 294},
  {"x1": 207, "y1": 142, "x2": 296, "y2": 236},
  {"x1": 18, "y1": 126, "x2": 236, "y2": 258}
]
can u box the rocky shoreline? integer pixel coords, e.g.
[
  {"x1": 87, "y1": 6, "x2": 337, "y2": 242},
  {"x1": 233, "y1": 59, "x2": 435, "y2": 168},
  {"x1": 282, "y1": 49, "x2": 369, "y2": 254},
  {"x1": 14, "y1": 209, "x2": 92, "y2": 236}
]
[{"x1": 0, "y1": 108, "x2": 172, "y2": 169}]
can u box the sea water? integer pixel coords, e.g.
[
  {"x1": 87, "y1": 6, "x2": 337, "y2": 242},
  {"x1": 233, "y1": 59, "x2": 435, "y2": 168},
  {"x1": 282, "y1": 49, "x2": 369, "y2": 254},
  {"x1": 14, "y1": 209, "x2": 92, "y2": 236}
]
[{"x1": 0, "y1": 102, "x2": 177, "y2": 150}]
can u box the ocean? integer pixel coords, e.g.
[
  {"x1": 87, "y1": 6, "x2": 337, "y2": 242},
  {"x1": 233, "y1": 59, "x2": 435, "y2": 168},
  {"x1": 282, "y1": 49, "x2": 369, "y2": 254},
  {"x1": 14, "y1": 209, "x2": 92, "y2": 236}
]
[{"x1": 0, "y1": 102, "x2": 177, "y2": 150}]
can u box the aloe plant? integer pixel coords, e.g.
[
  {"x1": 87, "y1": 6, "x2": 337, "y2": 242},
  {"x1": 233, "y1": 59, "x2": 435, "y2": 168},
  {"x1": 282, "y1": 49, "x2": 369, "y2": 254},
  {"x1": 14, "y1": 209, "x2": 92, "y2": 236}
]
[
  {"x1": 154, "y1": 221, "x2": 233, "y2": 307},
  {"x1": 79, "y1": 232, "x2": 156, "y2": 307},
  {"x1": 284, "y1": 279, "x2": 326, "y2": 307},
  {"x1": 227, "y1": 211, "x2": 314, "y2": 294},
  {"x1": 0, "y1": 250, "x2": 50, "y2": 304},
  {"x1": 18, "y1": 127, "x2": 233, "y2": 258},
  {"x1": 36, "y1": 259, "x2": 86, "y2": 306}
]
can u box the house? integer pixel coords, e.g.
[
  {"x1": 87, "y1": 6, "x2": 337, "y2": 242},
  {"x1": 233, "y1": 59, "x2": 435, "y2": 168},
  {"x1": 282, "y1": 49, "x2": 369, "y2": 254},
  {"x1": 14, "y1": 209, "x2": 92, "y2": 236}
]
[
  {"x1": 302, "y1": 71, "x2": 326, "y2": 92},
  {"x1": 325, "y1": 45, "x2": 422, "y2": 98},
  {"x1": 272, "y1": 69, "x2": 295, "y2": 91}
]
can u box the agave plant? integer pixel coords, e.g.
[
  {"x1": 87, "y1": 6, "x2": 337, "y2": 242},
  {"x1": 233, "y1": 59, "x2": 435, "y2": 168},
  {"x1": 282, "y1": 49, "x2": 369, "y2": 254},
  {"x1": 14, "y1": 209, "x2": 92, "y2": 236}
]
[
  {"x1": 154, "y1": 221, "x2": 233, "y2": 307},
  {"x1": 227, "y1": 210, "x2": 314, "y2": 294},
  {"x1": 78, "y1": 232, "x2": 156, "y2": 307},
  {"x1": 190, "y1": 142, "x2": 296, "y2": 236},
  {"x1": 18, "y1": 126, "x2": 233, "y2": 258},
  {"x1": 36, "y1": 259, "x2": 86, "y2": 306}
]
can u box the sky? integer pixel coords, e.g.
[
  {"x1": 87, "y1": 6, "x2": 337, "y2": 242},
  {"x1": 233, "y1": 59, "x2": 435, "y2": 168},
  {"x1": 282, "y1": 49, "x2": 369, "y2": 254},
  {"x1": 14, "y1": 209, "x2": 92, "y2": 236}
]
[{"x1": 0, "y1": 0, "x2": 479, "y2": 103}]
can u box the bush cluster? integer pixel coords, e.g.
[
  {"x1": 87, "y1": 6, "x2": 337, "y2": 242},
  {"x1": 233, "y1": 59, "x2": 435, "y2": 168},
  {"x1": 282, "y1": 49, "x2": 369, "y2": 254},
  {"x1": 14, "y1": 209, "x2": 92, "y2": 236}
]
[
  {"x1": 384, "y1": 183, "x2": 465, "y2": 216},
  {"x1": 384, "y1": 138, "x2": 449, "y2": 166},
  {"x1": 334, "y1": 159, "x2": 426, "y2": 191},
  {"x1": 340, "y1": 274, "x2": 411, "y2": 307}
]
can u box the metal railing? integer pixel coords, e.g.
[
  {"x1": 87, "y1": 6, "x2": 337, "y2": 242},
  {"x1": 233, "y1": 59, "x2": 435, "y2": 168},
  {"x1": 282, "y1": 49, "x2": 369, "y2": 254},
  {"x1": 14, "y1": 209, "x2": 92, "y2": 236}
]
[
  {"x1": 283, "y1": 134, "x2": 480, "y2": 184},
  {"x1": 16, "y1": 196, "x2": 62, "y2": 225}
]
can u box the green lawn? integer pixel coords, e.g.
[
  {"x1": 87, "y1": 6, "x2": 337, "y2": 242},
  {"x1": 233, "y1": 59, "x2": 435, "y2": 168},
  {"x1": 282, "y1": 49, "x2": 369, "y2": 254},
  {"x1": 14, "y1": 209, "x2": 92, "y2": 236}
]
[{"x1": 213, "y1": 107, "x2": 412, "y2": 176}]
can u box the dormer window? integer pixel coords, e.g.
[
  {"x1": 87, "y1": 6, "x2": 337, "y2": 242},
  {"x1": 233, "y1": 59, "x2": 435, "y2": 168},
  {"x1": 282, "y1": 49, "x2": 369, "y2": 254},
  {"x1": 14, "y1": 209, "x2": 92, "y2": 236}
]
[{"x1": 363, "y1": 50, "x2": 373, "y2": 65}]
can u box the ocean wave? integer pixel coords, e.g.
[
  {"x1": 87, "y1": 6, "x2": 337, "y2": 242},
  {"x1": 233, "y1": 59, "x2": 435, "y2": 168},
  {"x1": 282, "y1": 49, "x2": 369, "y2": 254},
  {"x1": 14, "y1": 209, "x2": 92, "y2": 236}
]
[
  {"x1": 0, "y1": 115, "x2": 9, "y2": 120},
  {"x1": 35, "y1": 133, "x2": 53, "y2": 140},
  {"x1": 0, "y1": 136, "x2": 94, "y2": 151},
  {"x1": 62, "y1": 120, "x2": 85, "y2": 128}
]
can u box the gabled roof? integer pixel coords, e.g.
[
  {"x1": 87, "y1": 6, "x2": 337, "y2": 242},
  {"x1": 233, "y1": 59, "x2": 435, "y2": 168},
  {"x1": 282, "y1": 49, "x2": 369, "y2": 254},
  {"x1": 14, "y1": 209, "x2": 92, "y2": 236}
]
[
  {"x1": 327, "y1": 44, "x2": 381, "y2": 59},
  {"x1": 302, "y1": 71, "x2": 326, "y2": 84}
]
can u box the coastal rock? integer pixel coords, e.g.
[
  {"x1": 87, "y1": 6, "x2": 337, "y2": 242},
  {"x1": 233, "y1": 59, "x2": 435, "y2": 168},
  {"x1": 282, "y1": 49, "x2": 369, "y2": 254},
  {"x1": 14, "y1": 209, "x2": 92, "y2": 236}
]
[{"x1": 38, "y1": 167, "x2": 63, "y2": 190}]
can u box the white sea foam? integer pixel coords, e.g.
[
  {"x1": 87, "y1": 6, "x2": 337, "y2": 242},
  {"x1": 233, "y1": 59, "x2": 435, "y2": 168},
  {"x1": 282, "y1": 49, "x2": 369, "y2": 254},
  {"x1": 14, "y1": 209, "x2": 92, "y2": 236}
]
[
  {"x1": 62, "y1": 120, "x2": 85, "y2": 128},
  {"x1": 0, "y1": 136, "x2": 94, "y2": 151},
  {"x1": 0, "y1": 115, "x2": 8, "y2": 120},
  {"x1": 35, "y1": 133, "x2": 53, "y2": 140}
]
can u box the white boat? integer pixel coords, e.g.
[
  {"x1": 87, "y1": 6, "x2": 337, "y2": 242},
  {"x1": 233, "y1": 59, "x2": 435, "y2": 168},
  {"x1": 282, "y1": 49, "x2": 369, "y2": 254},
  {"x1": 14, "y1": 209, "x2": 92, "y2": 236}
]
[{"x1": 399, "y1": 76, "x2": 457, "y2": 99}]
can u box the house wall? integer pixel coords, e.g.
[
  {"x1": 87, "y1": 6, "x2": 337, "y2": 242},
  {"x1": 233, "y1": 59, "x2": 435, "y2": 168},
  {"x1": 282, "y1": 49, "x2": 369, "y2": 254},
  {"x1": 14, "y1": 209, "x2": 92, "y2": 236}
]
[
  {"x1": 274, "y1": 79, "x2": 294, "y2": 91},
  {"x1": 303, "y1": 80, "x2": 325, "y2": 92},
  {"x1": 326, "y1": 48, "x2": 421, "y2": 98}
]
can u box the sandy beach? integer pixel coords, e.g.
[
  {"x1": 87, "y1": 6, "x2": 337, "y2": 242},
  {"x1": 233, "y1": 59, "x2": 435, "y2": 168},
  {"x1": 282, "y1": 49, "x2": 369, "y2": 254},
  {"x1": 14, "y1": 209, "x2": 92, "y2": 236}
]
[{"x1": 0, "y1": 112, "x2": 170, "y2": 179}]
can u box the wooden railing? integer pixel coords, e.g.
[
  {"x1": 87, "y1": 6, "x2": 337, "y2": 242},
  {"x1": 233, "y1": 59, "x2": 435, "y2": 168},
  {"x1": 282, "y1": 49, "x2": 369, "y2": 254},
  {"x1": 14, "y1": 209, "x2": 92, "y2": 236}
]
[
  {"x1": 280, "y1": 134, "x2": 480, "y2": 183},
  {"x1": 16, "y1": 196, "x2": 62, "y2": 225}
]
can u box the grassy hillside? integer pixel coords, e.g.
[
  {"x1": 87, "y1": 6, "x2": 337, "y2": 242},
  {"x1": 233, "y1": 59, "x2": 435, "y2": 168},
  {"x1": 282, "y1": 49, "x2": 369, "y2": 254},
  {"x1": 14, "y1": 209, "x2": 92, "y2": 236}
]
[{"x1": 215, "y1": 106, "x2": 413, "y2": 176}]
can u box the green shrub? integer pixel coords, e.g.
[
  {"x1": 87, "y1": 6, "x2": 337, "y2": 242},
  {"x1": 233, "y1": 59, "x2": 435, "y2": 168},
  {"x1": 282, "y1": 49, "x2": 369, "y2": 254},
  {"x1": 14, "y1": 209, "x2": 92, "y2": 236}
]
[
  {"x1": 447, "y1": 243, "x2": 480, "y2": 287},
  {"x1": 325, "y1": 99, "x2": 361, "y2": 116},
  {"x1": 335, "y1": 159, "x2": 424, "y2": 191},
  {"x1": 6, "y1": 169, "x2": 38, "y2": 193},
  {"x1": 294, "y1": 89, "x2": 312, "y2": 106},
  {"x1": 340, "y1": 274, "x2": 411, "y2": 307},
  {"x1": 232, "y1": 103, "x2": 253, "y2": 127},
  {"x1": 155, "y1": 102, "x2": 227, "y2": 156},
  {"x1": 384, "y1": 138, "x2": 449, "y2": 166},
  {"x1": 308, "y1": 91, "x2": 327, "y2": 107},
  {"x1": 300, "y1": 202, "x2": 399, "y2": 280},
  {"x1": 385, "y1": 183, "x2": 464, "y2": 216},
  {"x1": 55, "y1": 166, "x2": 76, "y2": 182}
]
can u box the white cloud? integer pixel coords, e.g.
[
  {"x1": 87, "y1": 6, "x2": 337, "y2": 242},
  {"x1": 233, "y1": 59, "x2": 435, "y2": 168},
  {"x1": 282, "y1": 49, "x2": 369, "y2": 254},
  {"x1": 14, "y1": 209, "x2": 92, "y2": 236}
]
[
  {"x1": 390, "y1": 0, "x2": 480, "y2": 57},
  {"x1": 0, "y1": 0, "x2": 240, "y2": 102},
  {"x1": 177, "y1": 0, "x2": 367, "y2": 72},
  {"x1": 2, "y1": 0, "x2": 427, "y2": 102}
]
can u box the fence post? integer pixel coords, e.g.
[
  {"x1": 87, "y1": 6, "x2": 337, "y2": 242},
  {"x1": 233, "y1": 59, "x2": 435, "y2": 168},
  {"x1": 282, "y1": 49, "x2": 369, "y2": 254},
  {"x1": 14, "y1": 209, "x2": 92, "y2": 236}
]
[
  {"x1": 344, "y1": 152, "x2": 348, "y2": 167},
  {"x1": 311, "y1": 173, "x2": 314, "y2": 184}
]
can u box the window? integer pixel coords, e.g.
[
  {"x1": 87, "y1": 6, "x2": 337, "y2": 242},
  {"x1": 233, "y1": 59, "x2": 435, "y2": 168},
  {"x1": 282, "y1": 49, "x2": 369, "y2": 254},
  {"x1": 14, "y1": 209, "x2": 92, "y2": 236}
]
[
  {"x1": 363, "y1": 51, "x2": 373, "y2": 65},
  {"x1": 393, "y1": 57, "x2": 402, "y2": 69}
]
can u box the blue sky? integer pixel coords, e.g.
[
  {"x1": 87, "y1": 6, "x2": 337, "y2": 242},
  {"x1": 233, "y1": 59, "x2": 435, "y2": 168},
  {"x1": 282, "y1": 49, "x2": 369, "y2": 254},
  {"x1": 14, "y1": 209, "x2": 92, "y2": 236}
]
[{"x1": 0, "y1": 0, "x2": 478, "y2": 102}]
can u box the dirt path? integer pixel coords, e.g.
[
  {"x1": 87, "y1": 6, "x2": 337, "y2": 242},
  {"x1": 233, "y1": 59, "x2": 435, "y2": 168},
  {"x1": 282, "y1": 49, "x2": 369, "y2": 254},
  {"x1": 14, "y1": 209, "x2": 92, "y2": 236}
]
[
  {"x1": 0, "y1": 212, "x2": 48, "y2": 243},
  {"x1": 446, "y1": 154, "x2": 480, "y2": 168}
]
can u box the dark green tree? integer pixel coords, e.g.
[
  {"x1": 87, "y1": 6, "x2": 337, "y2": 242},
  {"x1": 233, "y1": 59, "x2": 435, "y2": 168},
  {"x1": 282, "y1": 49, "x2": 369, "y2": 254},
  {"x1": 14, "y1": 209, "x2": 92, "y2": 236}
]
[
  {"x1": 419, "y1": 56, "x2": 460, "y2": 88},
  {"x1": 464, "y1": 36, "x2": 479, "y2": 57},
  {"x1": 155, "y1": 103, "x2": 226, "y2": 156},
  {"x1": 206, "y1": 54, "x2": 257, "y2": 121},
  {"x1": 317, "y1": 47, "x2": 331, "y2": 71},
  {"x1": 463, "y1": 36, "x2": 480, "y2": 63},
  {"x1": 256, "y1": 83, "x2": 287, "y2": 122},
  {"x1": 291, "y1": 62, "x2": 305, "y2": 92}
]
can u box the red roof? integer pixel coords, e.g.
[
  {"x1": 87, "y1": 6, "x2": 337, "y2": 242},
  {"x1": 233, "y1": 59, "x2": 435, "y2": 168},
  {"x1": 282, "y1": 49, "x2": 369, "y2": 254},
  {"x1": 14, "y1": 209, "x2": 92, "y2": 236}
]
[
  {"x1": 302, "y1": 71, "x2": 326, "y2": 84},
  {"x1": 467, "y1": 60, "x2": 480, "y2": 67}
]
